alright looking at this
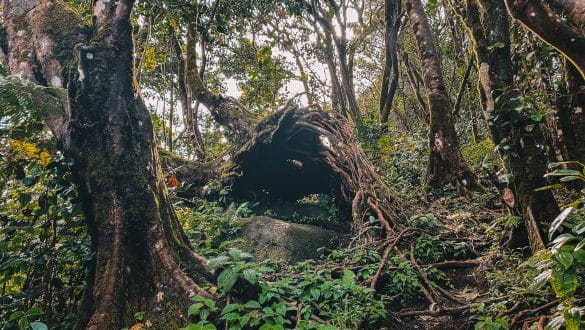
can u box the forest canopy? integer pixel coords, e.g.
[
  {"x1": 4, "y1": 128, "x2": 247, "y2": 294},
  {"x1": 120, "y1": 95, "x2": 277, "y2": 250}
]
[{"x1": 0, "y1": 0, "x2": 584, "y2": 329}]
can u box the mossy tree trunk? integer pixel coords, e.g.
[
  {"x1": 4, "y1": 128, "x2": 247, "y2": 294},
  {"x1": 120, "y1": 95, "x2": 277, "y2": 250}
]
[
  {"x1": 405, "y1": 0, "x2": 478, "y2": 194},
  {"x1": 452, "y1": 0, "x2": 559, "y2": 251},
  {"x1": 3, "y1": 0, "x2": 212, "y2": 328},
  {"x1": 505, "y1": 0, "x2": 585, "y2": 165}
]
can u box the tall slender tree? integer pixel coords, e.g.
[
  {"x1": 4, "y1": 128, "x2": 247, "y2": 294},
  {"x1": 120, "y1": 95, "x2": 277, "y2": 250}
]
[
  {"x1": 379, "y1": 0, "x2": 402, "y2": 125},
  {"x1": 405, "y1": 0, "x2": 477, "y2": 193}
]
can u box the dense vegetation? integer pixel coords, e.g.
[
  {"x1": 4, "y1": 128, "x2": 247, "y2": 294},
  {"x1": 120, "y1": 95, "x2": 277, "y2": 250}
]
[{"x1": 1, "y1": 0, "x2": 584, "y2": 329}]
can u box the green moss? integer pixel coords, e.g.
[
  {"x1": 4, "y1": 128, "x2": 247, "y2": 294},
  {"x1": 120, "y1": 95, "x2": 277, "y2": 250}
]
[{"x1": 39, "y1": 3, "x2": 86, "y2": 64}]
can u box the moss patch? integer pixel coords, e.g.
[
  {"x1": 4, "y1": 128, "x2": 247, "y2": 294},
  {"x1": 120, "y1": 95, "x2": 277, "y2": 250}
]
[{"x1": 38, "y1": 2, "x2": 86, "y2": 64}]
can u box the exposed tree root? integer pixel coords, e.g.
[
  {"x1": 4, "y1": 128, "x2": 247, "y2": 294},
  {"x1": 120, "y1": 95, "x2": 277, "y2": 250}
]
[
  {"x1": 229, "y1": 107, "x2": 408, "y2": 235},
  {"x1": 368, "y1": 228, "x2": 418, "y2": 289},
  {"x1": 510, "y1": 300, "x2": 559, "y2": 326}
]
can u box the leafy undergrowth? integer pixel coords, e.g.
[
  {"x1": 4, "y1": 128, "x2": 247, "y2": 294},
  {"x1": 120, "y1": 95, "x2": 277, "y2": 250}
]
[
  {"x1": 172, "y1": 184, "x2": 585, "y2": 330},
  {"x1": 1, "y1": 129, "x2": 582, "y2": 330}
]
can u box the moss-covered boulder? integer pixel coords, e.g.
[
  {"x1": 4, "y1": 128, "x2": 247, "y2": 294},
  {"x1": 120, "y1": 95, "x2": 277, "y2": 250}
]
[{"x1": 238, "y1": 216, "x2": 340, "y2": 263}]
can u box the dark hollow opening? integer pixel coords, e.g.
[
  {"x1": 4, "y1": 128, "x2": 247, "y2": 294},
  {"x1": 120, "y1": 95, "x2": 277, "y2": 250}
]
[{"x1": 230, "y1": 111, "x2": 351, "y2": 228}]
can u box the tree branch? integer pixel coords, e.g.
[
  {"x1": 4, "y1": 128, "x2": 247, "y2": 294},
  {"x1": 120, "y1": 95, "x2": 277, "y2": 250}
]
[{"x1": 505, "y1": 0, "x2": 585, "y2": 78}]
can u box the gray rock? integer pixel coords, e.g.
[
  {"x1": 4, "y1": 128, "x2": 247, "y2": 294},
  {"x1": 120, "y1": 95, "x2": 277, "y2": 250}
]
[{"x1": 237, "y1": 216, "x2": 340, "y2": 263}]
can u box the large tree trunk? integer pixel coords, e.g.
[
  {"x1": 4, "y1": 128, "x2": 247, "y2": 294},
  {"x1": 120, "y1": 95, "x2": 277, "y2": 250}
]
[
  {"x1": 453, "y1": 0, "x2": 559, "y2": 251},
  {"x1": 3, "y1": 1, "x2": 212, "y2": 328},
  {"x1": 405, "y1": 0, "x2": 478, "y2": 194}
]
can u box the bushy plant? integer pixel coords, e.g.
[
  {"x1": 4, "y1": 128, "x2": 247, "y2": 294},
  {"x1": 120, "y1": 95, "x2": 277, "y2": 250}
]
[{"x1": 529, "y1": 162, "x2": 585, "y2": 329}]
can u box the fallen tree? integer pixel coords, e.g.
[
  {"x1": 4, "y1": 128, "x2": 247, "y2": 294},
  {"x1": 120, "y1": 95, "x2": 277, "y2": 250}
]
[{"x1": 169, "y1": 106, "x2": 408, "y2": 236}]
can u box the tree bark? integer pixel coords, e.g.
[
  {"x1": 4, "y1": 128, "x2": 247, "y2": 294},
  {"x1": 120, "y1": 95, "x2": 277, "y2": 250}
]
[
  {"x1": 405, "y1": 0, "x2": 478, "y2": 194},
  {"x1": 504, "y1": 0, "x2": 585, "y2": 78},
  {"x1": 380, "y1": 0, "x2": 402, "y2": 124},
  {"x1": 453, "y1": 0, "x2": 559, "y2": 251},
  {"x1": 561, "y1": 61, "x2": 585, "y2": 163},
  {"x1": 169, "y1": 23, "x2": 206, "y2": 159},
  {"x1": 3, "y1": 1, "x2": 212, "y2": 328}
]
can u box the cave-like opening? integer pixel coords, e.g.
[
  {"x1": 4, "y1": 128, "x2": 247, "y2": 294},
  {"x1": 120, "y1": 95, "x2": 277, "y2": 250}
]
[{"x1": 230, "y1": 109, "x2": 352, "y2": 228}]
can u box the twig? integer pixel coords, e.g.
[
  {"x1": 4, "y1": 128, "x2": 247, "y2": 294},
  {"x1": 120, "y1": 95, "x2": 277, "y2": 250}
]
[
  {"x1": 429, "y1": 260, "x2": 481, "y2": 269},
  {"x1": 395, "y1": 304, "x2": 474, "y2": 317},
  {"x1": 497, "y1": 301, "x2": 521, "y2": 318}
]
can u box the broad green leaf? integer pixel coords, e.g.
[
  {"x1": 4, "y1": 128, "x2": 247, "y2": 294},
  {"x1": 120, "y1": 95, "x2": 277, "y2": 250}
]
[
  {"x1": 221, "y1": 304, "x2": 239, "y2": 315},
  {"x1": 134, "y1": 311, "x2": 145, "y2": 321},
  {"x1": 564, "y1": 309, "x2": 581, "y2": 330},
  {"x1": 240, "y1": 314, "x2": 251, "y2": 326},
  {"x1": 206, "y1": 256, "x2": 230, "y2": 271},
  {"x1": 531, "y1": 269, "x2": 552, "y2": 289},
  {"x1": 228, "y1": 249, "x2": 242, "y2": 260},
  {"x1": 200, "y1": 309, "x2": 209, "y2": 321},
  {"x1": 550, "y1": 266, "x2": 577, "y2": 300},
  {"x1": 220, "y1": 312, "x2": 239, "y2": 321},
  {"x1": 218, "y1": 267, "x2": 239, "y2": 294},
  {"x1": 9, "y1": 311, "x2": 24, "y2": 321},
  {"x1": 30, "y1": 322, "x2": 48, "y2": 330},
  {"x1": 310, "y1": 287, "x2": 320, "y2": 300},
  {"x1": 573, "y1": 249, "x2": 585, "y2": 263},
  {"x1": 243, "y1": 300, "x2": 261, "y2": 309},
  {"x1": 556, "y1": 251, "x2": 574, "y2": 269},
  {"x1": 549, "y1": 208, "x2": 575, "y2": 240},
  {"x1": 203, "y1": 324, "x2": 216, "y2": 330},
  {"x1": 27, "y1": 307, "x2": 43, "y2": 317},
  {"x1": 188, "y1": 303, "x2": 204, "y2": 317},
  {"x1": 342, "y1": 269, "x2": 356, "y2": 286},
  {"x1": 242, "y1": 269, "x2": 260, "y2": 285},
  {"x1": 530, "y1": 113, "x2": 543, "y2": 122}
]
